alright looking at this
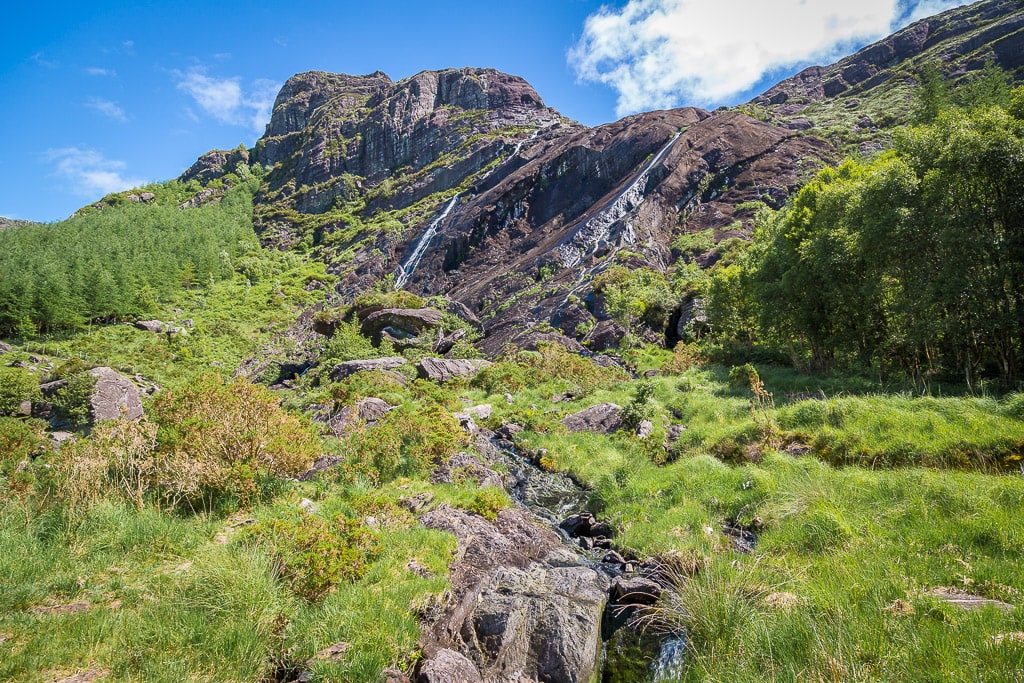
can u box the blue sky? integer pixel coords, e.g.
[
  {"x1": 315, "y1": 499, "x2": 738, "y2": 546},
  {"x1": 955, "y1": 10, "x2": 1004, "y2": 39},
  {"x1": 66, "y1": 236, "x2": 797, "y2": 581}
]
[{"x1": 2, "y1": 0, "x2": 968, "y2": 222}]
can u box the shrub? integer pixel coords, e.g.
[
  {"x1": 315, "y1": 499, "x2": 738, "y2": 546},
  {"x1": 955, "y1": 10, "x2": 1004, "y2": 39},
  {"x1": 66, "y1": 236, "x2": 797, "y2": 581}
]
[
  {"x1": 152, "y1": 376, "x2": 321, "y2": 507},
  {"x1": 663, "y1": 342, "x2": 704, "y2": 374},
  {"x1": 462, "y1": 486, "x2": 511, "y2": 521},
  {"x1": 53, "y1": 371, "x2": 97, "y2": 428},
  {"x1": 250, "y1": 512, "x2": 378, "y2": 601},
  {"x1": 0, "y1": 367, "x2": 40, "y2": 416},
  {"x1": 622, "y1": 380, "x2": 656, "y2": 429},
  {"x1": 55, "y1": 418, "x2": 159, "y2": 509}
]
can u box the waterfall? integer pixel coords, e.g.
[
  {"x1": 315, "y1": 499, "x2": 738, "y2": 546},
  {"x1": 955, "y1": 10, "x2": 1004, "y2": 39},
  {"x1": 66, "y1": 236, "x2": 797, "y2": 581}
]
[
  {"x1": 651, "y1": 635, "x2": 688, "y2": 681},
  {"x1": 394, "y1": 127, "x2": 545, "y2": 290},
  {"x1": 559, "y1": 131, "x2": 681, "y2": 268},
  {"x1": 394, "y1": 195, "x2": 460, "y2": 290}
]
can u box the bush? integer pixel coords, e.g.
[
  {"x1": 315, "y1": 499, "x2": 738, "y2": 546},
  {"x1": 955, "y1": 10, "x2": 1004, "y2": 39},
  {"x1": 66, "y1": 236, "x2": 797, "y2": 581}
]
[
  {"x1": 55, "y1": 418, "x2": 159, "y2": 509},
  {"x1": 250, "y1": 512, "x2": 378, "y2": 601},
  {"x1": 53, "y1": 371, "x2": 97, "y2": 428},
  {"x1": 621, "y1": 380, "x2": 656, "y2": 428},
  {"x1": 663, "y1": 342, "x2": 704, "y2": 374},
  {"x1": 0, "y1": 367, "x2": 40, "y2": 416},
  {"x1": 152, "y1": 376, "x2": 321, "y2": 507}
]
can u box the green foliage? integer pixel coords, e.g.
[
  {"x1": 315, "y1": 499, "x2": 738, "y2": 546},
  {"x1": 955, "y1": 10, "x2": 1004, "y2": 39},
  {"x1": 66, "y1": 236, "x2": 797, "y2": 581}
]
[
  {"x1": 719, "y1": 103, "x2": 1024, "y2": 384},
  {"x1": 595, "y1": 267, "x2": 676, "y2": 332},
  {"x1": 621, "y1": 379, "x2": 656, "y2": 428},
  {"x1": 0, "y1": 366, "x2": 40, "y2": 415},
  {"x1": 250, "y1": 511, "x2": 378, "y2": 601},
  {"x1": 472, "y1": 342, "x2": 628, "y2": 397},
  {"x1": 672, "y1": 228, "x2": 715, "y2": 259},
  {"x1": 0, "y1": 178, "x2": 261, "y2": 336},
  {"x1": 53, "y1": 371, "x2": 97, "y2": 428}
]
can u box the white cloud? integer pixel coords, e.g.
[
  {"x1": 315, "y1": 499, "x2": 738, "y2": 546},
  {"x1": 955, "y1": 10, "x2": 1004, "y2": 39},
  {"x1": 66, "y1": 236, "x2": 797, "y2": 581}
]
[
  {"x1": 86, "y1": 97, "x2": 128, "y2": 122},
  {"x1": 45, "y1": 148, "x2": 146, "y2": 198},
  {"x1": 175, "y1": 69, "x2": 280, "y2": 132},
  {"x1": 570, "y1": 0, "x2": 969, "y2": 115},
  {"x1": 85, "y1": 67, "x2": 117, "y2": 77}
]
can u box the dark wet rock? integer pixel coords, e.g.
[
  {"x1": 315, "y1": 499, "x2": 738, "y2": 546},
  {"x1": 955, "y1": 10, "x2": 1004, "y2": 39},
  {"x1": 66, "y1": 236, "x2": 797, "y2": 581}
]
[
  {"x1": 561, "y1": 403, "x2": 623, "y2": 434},
  {"x1": 610, "y1": 576, "x2": 662, "y2": 605},
  {"x1": 586, "y1": 319, "x2": 626, "y2": 352},
  {"x1": 723, "y1": 518, "x2": 759, "y2": 553},
  {"x1": 328, "y1": 356, "x2": 407, "y2": 381},
  {"x1": 416, "y1": 357, "x2": 491, "y2": 382},
  {"x1": 602, "y1": 550, "x2": 625, "y2": 565},
  {"x1": 88, "y1": 367, "x2": 143, "y2": 422},
  {"x1": 418, "y1": 648, "x2": 483, "y2": 683},
  {"x1": 494, "y1": 423, "x2": 523, "y2": 441}
]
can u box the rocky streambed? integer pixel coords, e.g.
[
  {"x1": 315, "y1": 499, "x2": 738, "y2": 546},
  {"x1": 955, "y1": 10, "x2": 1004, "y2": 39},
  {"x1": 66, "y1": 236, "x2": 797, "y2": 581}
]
[{"x1": 412, "y1": 424, "x2": 690, "y2": 683}]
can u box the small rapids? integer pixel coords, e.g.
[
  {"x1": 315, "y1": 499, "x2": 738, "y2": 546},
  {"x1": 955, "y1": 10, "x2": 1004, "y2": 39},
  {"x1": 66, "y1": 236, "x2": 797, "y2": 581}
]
[{"x1": 651, "y1": 635, "x2": 688, "y2": 682}]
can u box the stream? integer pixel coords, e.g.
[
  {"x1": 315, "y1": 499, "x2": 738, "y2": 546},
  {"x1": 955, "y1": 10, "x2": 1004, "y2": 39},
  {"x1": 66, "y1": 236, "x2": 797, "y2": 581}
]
[{"x1": 487, "y1": 432, "x2": 688, "y2": 682}]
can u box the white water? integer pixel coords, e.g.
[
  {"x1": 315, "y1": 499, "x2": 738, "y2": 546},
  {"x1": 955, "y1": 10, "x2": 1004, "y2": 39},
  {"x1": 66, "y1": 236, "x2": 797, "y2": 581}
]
[
  {"x1": 558, "y1": 132, "x2": 681, "y2": 268},
  {"x1": 651, "y1": 635, "x2": 688, "y2": 681},
  {"x1": 394, "y1": 128, "x2": 545, "y2": 290},
  {"x1": 394, "y1": 195, "x2": 460, "y2": 290}
]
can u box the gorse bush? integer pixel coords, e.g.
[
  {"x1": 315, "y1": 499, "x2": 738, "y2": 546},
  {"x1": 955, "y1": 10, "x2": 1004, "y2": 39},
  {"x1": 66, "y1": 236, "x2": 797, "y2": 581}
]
[
  {"x1": 152, "y1": 376, "x2": 320, "y2": 507},
  {"x1": 52, "y1": 371, "x2": 97, "y2": 428},
  {"x1": 250, "y1": 511, "x2": 378, "y2": 601}
]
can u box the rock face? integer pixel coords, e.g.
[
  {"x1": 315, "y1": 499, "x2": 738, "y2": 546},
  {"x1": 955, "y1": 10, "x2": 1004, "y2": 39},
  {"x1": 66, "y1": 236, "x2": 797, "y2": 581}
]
[
  {"x1": 416, "y1": 357, "x2": 491, "y2": 382},
  {"x1": 88, "y1": 367, "x2": 143, "y2": 422},
  {"x1": 328, "y1": 356, "x2": 408, "y2": 381},
  {"x1": 419, "y1": 505, "x2": 609, "y2": 683},
  {"x1": 560, "y1": 403, "x2": 623, "y2": 434}
]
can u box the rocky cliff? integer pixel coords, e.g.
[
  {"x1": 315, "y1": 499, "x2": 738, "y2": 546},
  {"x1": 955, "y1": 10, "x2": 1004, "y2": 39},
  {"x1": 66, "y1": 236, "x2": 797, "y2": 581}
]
[{"x1": 180, "y1": 0, "x2": 1024, "y2": 355}]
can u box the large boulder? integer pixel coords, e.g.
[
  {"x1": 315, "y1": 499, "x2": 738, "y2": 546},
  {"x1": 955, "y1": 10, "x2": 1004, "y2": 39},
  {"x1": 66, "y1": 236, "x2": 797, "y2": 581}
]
[
  {"x1": 586, "y1": 319, "x2": 627, "y2": 352},
  {"x1": 561, "y1": 403, "x2": 623, "y2": 434},
  {"x1": 418, "y1": 648, "x2": 483, "y2": 683},
  {"x1": 328, "y1": 357, "x2": 407, "y2": 381},
  {"x1": 88, "y1": 367, "x2": 143, "y2": 421},
  {"x1": 360, "y1": 308, "x2": 443, "y2": 343},
  {"x1": 416, "y1": 358, "x2": 491, "y2": 382},
  {"x1": 419, "y1": 505, "x2": 609, "y2": 683}
]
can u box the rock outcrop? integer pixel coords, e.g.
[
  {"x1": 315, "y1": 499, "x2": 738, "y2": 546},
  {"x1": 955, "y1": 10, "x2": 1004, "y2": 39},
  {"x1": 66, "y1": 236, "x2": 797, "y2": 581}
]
[
  {"x1": 416, "y1": 357, "x2": 491, "y2": 382},
  {"x1": 560, "y1": 403, "x2": 623, "y2": 434},
  {"x1": 88, "y1": 367, "x2": 143, "y2": 422},
  {"x1": 419, "y1": 505, "x2": 609, "y2": 683}
]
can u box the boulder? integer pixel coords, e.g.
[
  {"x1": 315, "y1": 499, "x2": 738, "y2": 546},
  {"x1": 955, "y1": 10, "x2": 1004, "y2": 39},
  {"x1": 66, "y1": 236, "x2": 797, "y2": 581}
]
[
  {"x1": 419, "y1": 505, "x2": 608, "y2": 683},
  {"x1": 360, "y1": 308, "x2": 443, "y2": 343},
  {"x1": 586, "y1": 319, "x2": 627, "y2": 352},
  {"x1": 416, "y1": 357, "x2": 491, "y2": 382},
  {"x1": 0, "y1": 341, "x2": 11, "y2": 353},
  {"x1": 88, "y1": 367, "x2": 143, "y2": 421},
  {"x1": 635, "y1": 419, "x2": 654, "y2": 440},
  {"x1": 446, "y1": 300, "x2": 484, "y2": 333},
  {"x1": 320, "y1": 397, "x2": 394, "y2": 436},
  {"x1": 298, "y1": 456, "x2": 344, "y2": 481},
  {"x1": 134, "y1": 320, "x2": 165, "y2": 333},
  {"x1": 610, "y1": 576, "x2": 662, "y2": 605},
  {"x1": 561, "y1": 403, "x2": 623, "y2": 434},
  {"x1": 418, "y1": 648, "x2": 483, "y2": 683},
  {"x1": 328, "y1": 357, "x2": 407, "y2": 381}
]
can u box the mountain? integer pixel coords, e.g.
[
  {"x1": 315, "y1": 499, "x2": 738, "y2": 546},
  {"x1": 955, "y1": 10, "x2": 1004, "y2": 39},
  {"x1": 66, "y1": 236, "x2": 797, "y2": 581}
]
[{"x1": 176, "y1": 0, "x2": 1023, "y2": 357}]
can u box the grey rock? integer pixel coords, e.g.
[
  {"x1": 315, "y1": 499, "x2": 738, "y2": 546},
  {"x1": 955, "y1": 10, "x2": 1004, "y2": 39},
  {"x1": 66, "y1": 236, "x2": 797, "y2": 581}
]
[
  {"x1": 322, "y1": 397, "x2": 394, "y2": 436},
  {"x1": 88, "y1": 367, "x2": 143, "y2": 422},
  {"x1": 561, "y1": 403, "x2": 623, "y2": 434},
  {"x1": 0, "y1": 341, "x2": 11, "y2": 353},
  {"x1": 48, "y1": 431, "x2": 76, "y2": 449},
  {"x1": 328, "y1": 356, "x2": 407, "y2": 381},
  {"x1": 420, "y1": 505, "x2": 608, "y2": 683},
  {"x1": 416, "y1": 357, "x2": 491, "y2": 382},
  {"x1": 360, "y1": 308, "x2": 443, "y2": 342},
  {"x1": 635, "y1": 419, "x2": 654, "y2": 440},
  {"x1": 298, "y1": 456, "x2": 344, "y2": 481},
  {"x1": 446, "y1": 300, "x2": 484, "y2": 333},
  {"x1": 134, "y1": 320, "x2": 165, "y2": 333},
  {"x1": 419, "y1": 648, "x2": 483, "y2": 683},
  {"x1": 586, "y1": 319, "x2": 627, "y2": 352}
]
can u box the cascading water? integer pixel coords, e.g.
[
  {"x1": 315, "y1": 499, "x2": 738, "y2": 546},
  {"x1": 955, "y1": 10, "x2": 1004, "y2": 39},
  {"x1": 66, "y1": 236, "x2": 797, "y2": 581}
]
[
  {"x1": 394, "y1": 128, "x2": 546, "y2": 290},
  {"x1": 651, "y1": 635, "x2": 688, "y2": 681},
  {"x1": 559, "y1": 131, "x2": 682, "y2": 268},
  {"x1": 393, "y1": 194, "x2": 460, "y2": 290}
]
